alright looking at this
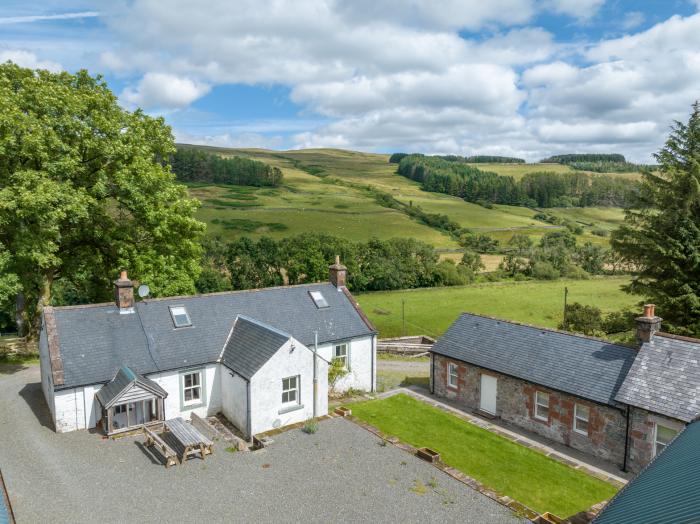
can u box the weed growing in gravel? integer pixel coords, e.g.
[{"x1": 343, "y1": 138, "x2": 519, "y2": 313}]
[
  {"x1": 428, "y1": 477, "x2": 438, "y2": 489},
  {"x1": 410, "y1": 480, "x2": 427, "y2": 495},
  {"x1": 302, "y1": 420, "x2": 319, "y2": 434},
  {"x1": 225, "y1": 446, "x2": 238, "y2": 453}
]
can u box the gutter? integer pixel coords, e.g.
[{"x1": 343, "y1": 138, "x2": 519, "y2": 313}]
[{"x1": 246, "y1": 378, "x2": 252, "y2": 442}]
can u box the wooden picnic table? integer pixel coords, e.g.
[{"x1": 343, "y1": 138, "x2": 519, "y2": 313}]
[{"x1": 165, "y1": 417, "x2": 213, "y2": 466}]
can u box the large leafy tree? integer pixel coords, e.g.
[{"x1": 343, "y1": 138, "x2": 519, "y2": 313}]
[
  {"x1": 612, "y1": 102, "x2": 700, "y2": 334},
  {"x1": 0, "y1": 63, "x2": 205, "y2": 337}
]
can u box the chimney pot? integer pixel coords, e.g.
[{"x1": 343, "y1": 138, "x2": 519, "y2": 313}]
[
  {"x1": 635, "y1": 304, "x2": 661, "y2": 347},
  {"x1": 120, "y1": 270, "x2": 128, "y2": 281}
]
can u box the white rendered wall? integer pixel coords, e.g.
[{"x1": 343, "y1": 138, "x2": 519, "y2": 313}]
[
  {"x1": 249, "y1": 337, "x2": 328, "y2": 436},
  {"x1": 220, "y1": 367, "x2": 248, "y2": 434},
  {"x1": 53, "y1": 385, "x2": 101, "y2": 433},
  {"x1": 317, "y1": 335, "x2": 375, "y2": 393},
  {"x1": 149, "y1": 363, "x2": 221, "y2": 420}
]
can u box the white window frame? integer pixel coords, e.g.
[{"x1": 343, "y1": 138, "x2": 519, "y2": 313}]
[
  {"x1": 182, "y1": 370, "x2": 202, "y2": 406},
  {"x1": 574, "y1": 403, "x2": 589, "y2": 435},
  {"x1": 282, "y1": 375, "x2": 299, "y2": 405},
  {"x1": 447, "y1": 363, "x2": 458, "y2": 388},
  {"x1": 534, "y1": 391, "x2": 549, "y2": 421},
  {"x1": 654, "y1": 423, "x2": 678, "y2": 456},
  {"x1": 333, "y1": 343, "x2": 349, "y2": 370}
]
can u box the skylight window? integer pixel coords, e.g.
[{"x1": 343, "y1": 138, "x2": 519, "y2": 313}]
[
  {"x1": 309, "y1": 290, "x2": 329, "y2": 309},
  {"x1": 169, "y1": 306, "x2": 192, "y2": 328}
]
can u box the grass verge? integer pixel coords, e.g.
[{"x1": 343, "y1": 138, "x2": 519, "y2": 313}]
[{"x1": 350, "y1": 394, "x2": 618, "y2": 517}]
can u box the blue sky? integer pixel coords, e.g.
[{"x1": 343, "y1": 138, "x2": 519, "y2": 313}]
[{"x1": 1, "y1": 1, "x2": 700, "y2": 161}]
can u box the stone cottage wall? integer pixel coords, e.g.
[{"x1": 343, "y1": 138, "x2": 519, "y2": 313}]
[
  {"x1": 626, "y1": 407, "x2": 686, "y2": 473},
  {"x1": 432, "y1": 354, "x2": 628, "y2": 466}
]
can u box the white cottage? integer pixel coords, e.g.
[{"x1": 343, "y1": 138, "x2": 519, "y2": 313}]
[{"x1": 39, "y1": 259, "x2": 376, "y2": 437}]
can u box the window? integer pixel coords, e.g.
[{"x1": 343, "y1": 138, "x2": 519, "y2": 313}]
[
  {"x1": 169, "y1": 306, "x2": 192, "y2": 328},
  {"x1": 309, "y1": 290, "x2": 329, "y2": 309},
  {"x1": 654, "y1": 424, "x2": 678, "y2": 456},
  {"x1": 282, "y1": 376, "x2": 299, "y2": 405},
  {"x1": 114, "y1": 404, "x2": 126, "y2": 414},
  {"x1": 574, "y1": 404, "x2": 589, "y2": 435},
  {"x1": 448, "y1": 363, "x2": 458, "y2": 388},
  {"x1": 333, "y1": 343, "x2": 349, "y2": 369},
  {"x1": 535, "y1": 391, "x2": 549, "y2": 421},
  {"x1": 182, "y1": 371, "x2": 202, "y2": 405}
]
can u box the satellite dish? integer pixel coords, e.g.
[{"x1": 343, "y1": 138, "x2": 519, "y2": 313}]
[{"x1": 137, "y1": 284, "x2": 150, "y2": 298}]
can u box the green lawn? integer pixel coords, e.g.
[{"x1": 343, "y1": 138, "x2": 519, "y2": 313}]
[
  {"x1": 351, "y1": 394, "x2": 618, "y2": 517},
  {"x1": 356, "y1": 277, "x2": 639, "y2": 338}
]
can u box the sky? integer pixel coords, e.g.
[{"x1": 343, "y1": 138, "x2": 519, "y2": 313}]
[{"x1": 1, "y1": 1, "x2": 700, "y2": 162}]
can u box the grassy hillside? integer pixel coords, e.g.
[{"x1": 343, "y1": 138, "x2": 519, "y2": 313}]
[
  {"x1": 180, "y1": 145, "x2": 636, "y2": 249},
  {"x1": 355, "y1": 277, "x2": 639, "y2": 338}
]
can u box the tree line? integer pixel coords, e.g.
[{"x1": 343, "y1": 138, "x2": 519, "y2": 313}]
[
  {"x1": 397, "y1": 155, "x2": 638, "y2": 208},
  {"x1": 389, "y1": 152, "x2": 524, "y2": 164},
  {"x1": 541, "y1": 153, "x2": 655, "y2": 174},
  {"x1": 196, "y1": 233, "x2": 480, "y2": 294},
  {"x1": 169, "y1": 147, "x2": 283, "y2": 186}
]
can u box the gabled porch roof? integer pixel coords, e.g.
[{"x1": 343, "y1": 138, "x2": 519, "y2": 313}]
[{"x1": 95, "y1": 366, "x2": 168, "y2": 408}]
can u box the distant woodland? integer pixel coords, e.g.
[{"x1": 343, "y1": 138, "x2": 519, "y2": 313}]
[
  {"x1": 170, "y1": 148, "x2": 283, "y2": 186},
  {"x1": 396, "y1": 154, "x2": 638, "y2": 208}
]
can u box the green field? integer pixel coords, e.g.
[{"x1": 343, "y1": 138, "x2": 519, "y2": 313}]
[
  {"x1": 351, "y1": 394, "x2": 618, "y2": 517},
  {"x1": 182, "y1": 145, "x2": 637, "y2": 249},
  {"x1": 356, "y1": 277, "x2": 639, "y2": 338}
]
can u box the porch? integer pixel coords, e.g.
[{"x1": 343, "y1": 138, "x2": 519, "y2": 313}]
[{"x1": 95, "y1": 366, "x2": 168, "y2": 436}]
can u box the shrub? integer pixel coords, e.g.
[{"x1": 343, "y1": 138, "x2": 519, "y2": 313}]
[
  {"x1": 560, "y1": 302, "x2": 603, "y2": 335},
  {"x1": 530, "y1": 261, "x2": 560, "y2": 280},
  {"x1": 328, "y1": 358, "x2": 349, "y2": 394},
  {"x1": 591, "y1": 228, "x2": 609, "y2": 237},
  {"x1": 302, "y1": 420, "x2": 319, "y2": 434}
]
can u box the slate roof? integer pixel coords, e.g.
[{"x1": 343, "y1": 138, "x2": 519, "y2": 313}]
[
  {"x1": 431, "y1": 313, "x2": 637, "y2": 406},
  {"x1": 48, "y1": 283, "x2": 374, "y2": 390},
  {"x1": 615, "y1": 333, "x2": 700, "y2": 422},
  {"x1": 95, "y1": 366, "x2": 168, "y2": 408},
  {"x1": 220, "y1": 316, "x2": 290, "y2": 379},
  {"x1": 594, "y1": 417, "x2": 700, "y2": 524}
]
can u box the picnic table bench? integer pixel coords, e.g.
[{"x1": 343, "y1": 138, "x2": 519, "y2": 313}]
[
  {"x1": 165, "y1": 417, "x2": 213, "y2": 465},
  {"x1": 144, "y1": 426, "x2": 178, "y2": 468}
]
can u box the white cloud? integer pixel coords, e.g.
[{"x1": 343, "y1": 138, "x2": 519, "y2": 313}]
[
  {"x1": 89, "y1": 1, "x2": 700, "y2": 162},
  {"x1": 544, "y1": 0, "x2": 605, "y2": 20},
  {"x1": 622, "y1": 11, "x2": 645, "y2": 30},
  {"x1": 0, "y1": 11, "x2": 98, "y2": 25},
  {"x1": 0, "y1": 50, "x2": 61, "y2": 71},
  {"x1": 120, "y1": 73, "x2": 210, "y2": 110}
]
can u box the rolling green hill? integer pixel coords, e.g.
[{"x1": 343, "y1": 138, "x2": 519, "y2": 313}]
[{"x1": 178, "y1": 145, "x2": 634, "y2": 250}]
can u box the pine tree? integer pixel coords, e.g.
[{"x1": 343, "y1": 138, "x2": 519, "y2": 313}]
[{"x1": 612, "y1": 102, "x2": 700, "y2": 334}]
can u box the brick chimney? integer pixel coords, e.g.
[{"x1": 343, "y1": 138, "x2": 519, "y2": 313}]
[
  {"x1": 635, "y1": 304, "x2": 661, "y2": 346},
  {"x1": 329, "y1": 255, "x2": 347, "y2": 288},
  {"x1": 114, "y1": 270, "x2": 135, "y2": 313}
]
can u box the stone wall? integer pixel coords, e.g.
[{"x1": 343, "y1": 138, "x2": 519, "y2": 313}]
[
  {"x1": 626, "y1": 407, "x2": 686, "y2": 473},
  {"x1": 432, "y1": 354, "x2": 628, "y2": 467}
]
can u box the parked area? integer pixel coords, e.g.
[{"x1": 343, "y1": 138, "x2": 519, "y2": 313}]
[
  {"x1": 350, "y1": 393, "x2": 619, "y2": 518},
  {"x1": 0, "y1": 366, "x2": 520, "y2": 523}
]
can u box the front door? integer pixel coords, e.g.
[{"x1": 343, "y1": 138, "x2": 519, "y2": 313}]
[{"x1": 480, "y1": 374, "x2": 498, "y2": 415}]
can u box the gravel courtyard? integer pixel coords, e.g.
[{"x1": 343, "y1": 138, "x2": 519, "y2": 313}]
[{"x1": 0, "y1": 365, "x2": 520, "y2": 523}]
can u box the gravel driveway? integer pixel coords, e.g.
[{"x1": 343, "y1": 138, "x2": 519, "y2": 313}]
[{"x1": 0, "y1": 365, "x2": 520, "y2": 523}]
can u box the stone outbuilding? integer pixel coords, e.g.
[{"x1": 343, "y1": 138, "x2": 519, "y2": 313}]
[{"x1": 430, "y1": 306, "x2": 700, "y2": 473}]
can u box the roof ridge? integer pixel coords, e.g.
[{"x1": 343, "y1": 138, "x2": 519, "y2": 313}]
[
  {"x1": 458, "y1": 311, "x2": 635, "y2": 351},
  {"x1": 656, "y1": 331, "x2": 700, "y2": 344},
  {"x1": 48, "y1": 281, "x2": 335, "y2": 310},
  {"x1": 234, "y1": 314, "x2": 292, "y2": 340}
]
